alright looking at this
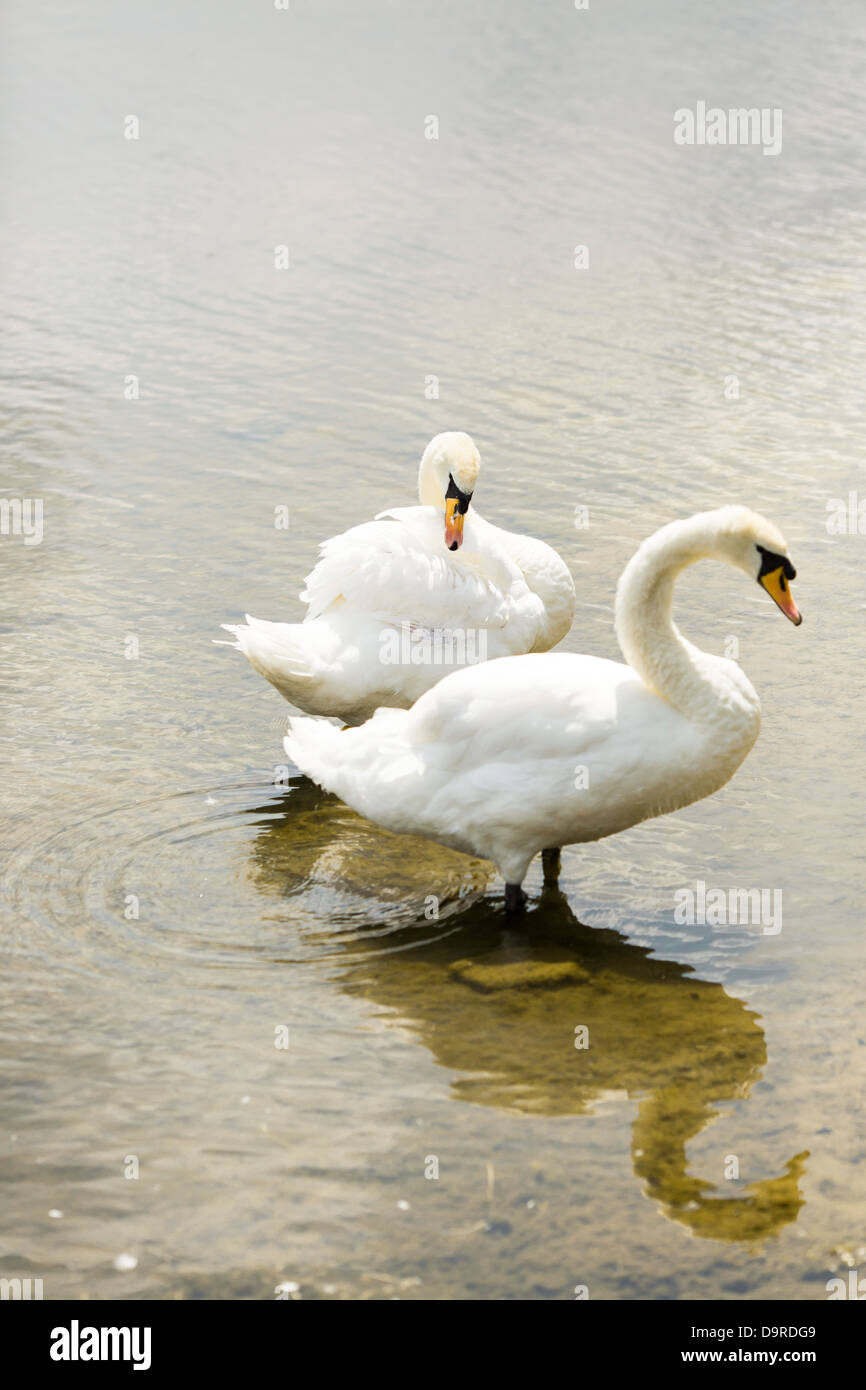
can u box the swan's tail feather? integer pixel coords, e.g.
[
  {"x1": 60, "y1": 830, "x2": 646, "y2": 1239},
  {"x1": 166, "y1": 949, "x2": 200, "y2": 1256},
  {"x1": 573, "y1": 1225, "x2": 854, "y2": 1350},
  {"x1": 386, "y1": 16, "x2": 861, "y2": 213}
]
[
  {"x1": 283, "y1": 716, "x2": 345, "y2": 792},
  {"x1": 216, "y1": 615, "x2": 315, "y2": 696}
]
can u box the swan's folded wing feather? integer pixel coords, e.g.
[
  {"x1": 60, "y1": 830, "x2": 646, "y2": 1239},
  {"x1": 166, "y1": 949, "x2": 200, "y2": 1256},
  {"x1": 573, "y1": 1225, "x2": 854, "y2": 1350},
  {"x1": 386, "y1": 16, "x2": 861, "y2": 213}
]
[
  {"x1": 407, "y1": 652, "x2": 679, "y2": 764},
  {"x1": 300, "y1": 515, "x2": 515, "y2": 630}
]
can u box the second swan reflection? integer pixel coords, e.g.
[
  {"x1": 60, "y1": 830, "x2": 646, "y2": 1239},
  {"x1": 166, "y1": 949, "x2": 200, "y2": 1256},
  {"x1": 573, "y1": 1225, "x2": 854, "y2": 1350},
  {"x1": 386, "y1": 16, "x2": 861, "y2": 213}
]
[{"x1": 250, "y1": 781, "x2": 808, "y2": 1246}]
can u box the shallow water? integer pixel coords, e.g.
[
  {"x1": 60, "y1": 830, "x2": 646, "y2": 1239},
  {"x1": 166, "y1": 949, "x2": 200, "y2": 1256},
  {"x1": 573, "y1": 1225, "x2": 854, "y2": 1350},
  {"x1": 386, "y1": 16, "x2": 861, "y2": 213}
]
[{"x1": 1, "y1": 0, "x2": 865, "y2": 1299}]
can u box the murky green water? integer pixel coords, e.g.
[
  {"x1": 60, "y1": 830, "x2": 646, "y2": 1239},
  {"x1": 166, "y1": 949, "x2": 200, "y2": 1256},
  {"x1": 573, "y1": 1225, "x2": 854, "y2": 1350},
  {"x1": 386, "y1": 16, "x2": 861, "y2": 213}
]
[{"x1": 1, "y1": 0, "x2": 864, "y2": 1299}]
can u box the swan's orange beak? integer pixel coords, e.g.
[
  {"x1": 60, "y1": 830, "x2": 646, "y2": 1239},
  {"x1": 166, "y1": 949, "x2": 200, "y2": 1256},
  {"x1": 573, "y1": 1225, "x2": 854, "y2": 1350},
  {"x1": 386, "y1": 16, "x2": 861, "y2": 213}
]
[
  {"x1": 760, "y1": 566, "x2": 802, "y2": 625},
  {"x1": 445, "y1": 497, "x2": 465, "y2": 551}
]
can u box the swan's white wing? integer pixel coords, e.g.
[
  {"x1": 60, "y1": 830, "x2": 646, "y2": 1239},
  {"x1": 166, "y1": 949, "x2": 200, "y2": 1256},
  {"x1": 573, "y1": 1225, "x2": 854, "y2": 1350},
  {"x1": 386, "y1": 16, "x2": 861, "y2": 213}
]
[
  {"x1": 406, "y1": 651, "x2": 647, "y2": 757},
  {"x1": 488, "y1": 527, "x2": 576, "y2": 650},
  {"x1": 300, "y1": 509, "x2": 530, "y2": 633}
]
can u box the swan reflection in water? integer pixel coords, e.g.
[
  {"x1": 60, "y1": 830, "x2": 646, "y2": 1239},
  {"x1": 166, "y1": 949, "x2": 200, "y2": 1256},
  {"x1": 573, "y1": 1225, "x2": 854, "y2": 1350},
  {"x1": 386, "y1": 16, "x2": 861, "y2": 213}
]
[{"x1": 248, "y1": 778, "x2": 808, "y2": 1245}]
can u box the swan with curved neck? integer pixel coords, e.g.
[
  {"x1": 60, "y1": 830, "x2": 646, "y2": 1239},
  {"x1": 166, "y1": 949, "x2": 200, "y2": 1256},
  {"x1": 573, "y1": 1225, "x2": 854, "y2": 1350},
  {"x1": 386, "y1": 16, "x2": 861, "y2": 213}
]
[
  {"x1": 221, "y1": 432, "x2": 575, "y2": 725},
  {"x1": 285, "y1": 506, "x2": 802, "y2": 909}
]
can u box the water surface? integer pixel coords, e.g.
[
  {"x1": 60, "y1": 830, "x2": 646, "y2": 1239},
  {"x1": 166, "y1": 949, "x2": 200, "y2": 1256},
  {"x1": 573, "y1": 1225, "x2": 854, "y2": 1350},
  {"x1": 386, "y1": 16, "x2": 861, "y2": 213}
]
[{"x1": 1, "y1": 0, "x2": 865, "y2": 1299}]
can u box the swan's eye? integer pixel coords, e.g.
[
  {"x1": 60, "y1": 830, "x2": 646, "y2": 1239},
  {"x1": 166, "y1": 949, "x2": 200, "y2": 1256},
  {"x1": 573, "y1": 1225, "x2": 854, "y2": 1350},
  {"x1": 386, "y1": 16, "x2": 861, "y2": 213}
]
[
  {"x1": 446, "y1": 474, "x2": 473, "y2": 515},
  {"x1": 756, "y1": 544, "x2": 796, "y2": 582}
]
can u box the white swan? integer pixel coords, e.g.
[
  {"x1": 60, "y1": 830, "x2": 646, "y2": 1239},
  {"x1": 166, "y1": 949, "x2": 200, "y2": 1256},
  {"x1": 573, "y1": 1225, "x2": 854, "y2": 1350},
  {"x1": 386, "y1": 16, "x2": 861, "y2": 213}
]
[
  {"x1": 284, "y1": 506, "x2": 802, "y2": 910},
  {"x1": 221, "y1": 432, "x2": 575, "y2": 726}
]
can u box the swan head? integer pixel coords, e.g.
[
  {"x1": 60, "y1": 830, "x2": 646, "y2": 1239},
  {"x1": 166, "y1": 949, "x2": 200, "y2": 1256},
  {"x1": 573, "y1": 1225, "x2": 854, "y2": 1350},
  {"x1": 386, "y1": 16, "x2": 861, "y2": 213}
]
[
  {"x1": 708, "y1": 506, "x2": 802, "y2": 625},
  {"x1": 418, "y1": 431, "x2": 481, "y2": 551}
]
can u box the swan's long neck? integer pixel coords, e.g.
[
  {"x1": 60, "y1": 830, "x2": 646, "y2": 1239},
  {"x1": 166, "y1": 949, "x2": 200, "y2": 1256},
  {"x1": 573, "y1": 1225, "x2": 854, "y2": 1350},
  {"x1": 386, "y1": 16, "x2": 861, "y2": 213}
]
[
  {"x1": 418, "y1": 454, "x2": 446, "y2": 509},
  {"x1": 614, "y1": 515, "x2": 738, "y2": 722}
]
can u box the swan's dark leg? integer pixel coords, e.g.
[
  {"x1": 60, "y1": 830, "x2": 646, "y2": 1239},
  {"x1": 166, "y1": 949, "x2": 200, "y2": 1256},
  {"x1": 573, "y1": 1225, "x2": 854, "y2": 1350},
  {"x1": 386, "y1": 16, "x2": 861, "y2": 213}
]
[
  {"x1": 541, "y1": 848, "x2": 561, "y2": 883},
  {"x1": 504, "y1": 883, "x2": 528, "y2": 913}
]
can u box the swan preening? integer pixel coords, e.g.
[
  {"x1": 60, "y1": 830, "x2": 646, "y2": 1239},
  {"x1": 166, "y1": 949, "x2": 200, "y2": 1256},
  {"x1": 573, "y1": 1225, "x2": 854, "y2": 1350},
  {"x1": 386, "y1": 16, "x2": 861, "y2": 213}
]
[
  {"x1": 221, "y1": 432, "x2": 575, "y2": 726},
  {"x1": 285, "y1": 506, "x2": 801, "y2": 910}
]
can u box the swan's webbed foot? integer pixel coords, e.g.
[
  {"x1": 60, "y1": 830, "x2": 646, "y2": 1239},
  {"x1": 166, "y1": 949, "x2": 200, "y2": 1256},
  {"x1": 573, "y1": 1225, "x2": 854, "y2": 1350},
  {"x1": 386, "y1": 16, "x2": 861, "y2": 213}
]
[
  {"x1": 541, "y1": 847, "x2": 561, "y2": 884},
  {"x1": 504, "y1": 883, "x2": 528, "y2": 913}
]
